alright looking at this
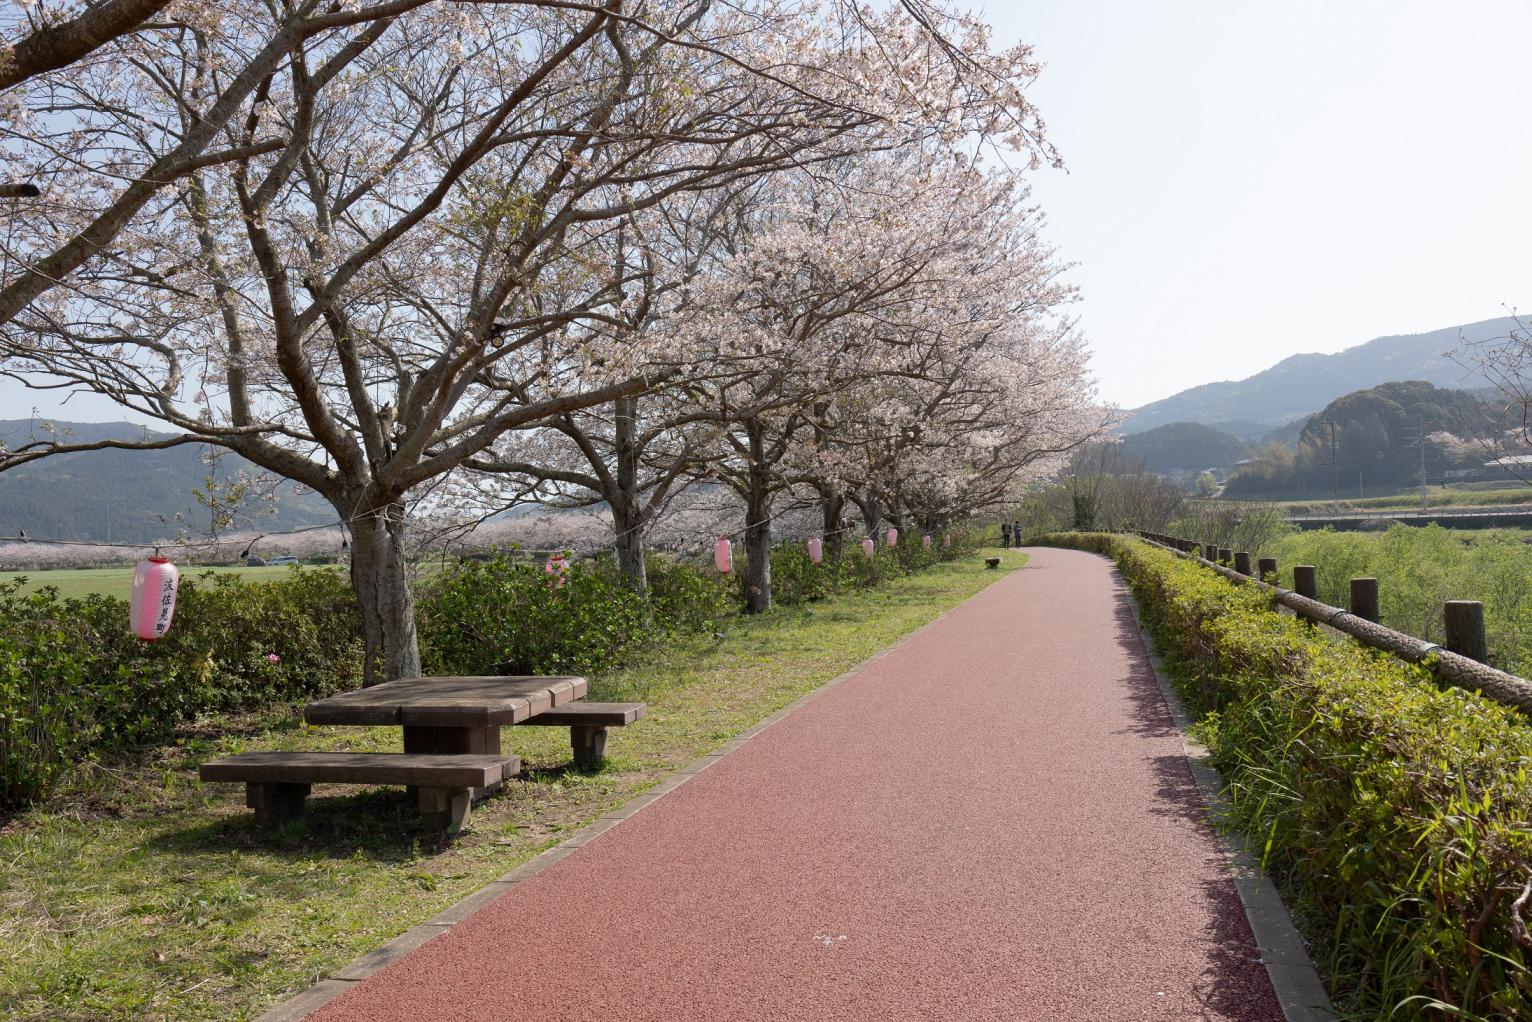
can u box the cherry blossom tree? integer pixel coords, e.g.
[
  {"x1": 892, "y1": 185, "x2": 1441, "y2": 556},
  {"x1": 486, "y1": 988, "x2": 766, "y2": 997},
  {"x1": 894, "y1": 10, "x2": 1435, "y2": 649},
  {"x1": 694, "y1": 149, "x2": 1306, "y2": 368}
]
[
  {"x1": 456, "y1": 191, "x2": 743, "y2": 594},
  {"x1": 669, "y1": 151, "x2": 1100, "y2": 610},
  {"x1": 0, "y1": 2, "x2": 473, "y2": 316},
  {"x1": 2, "y1": 2, "x2": 174, "y2": 93},
  {"x1": 1, "y1": 0, "x2": 1058, "y2": 679}
]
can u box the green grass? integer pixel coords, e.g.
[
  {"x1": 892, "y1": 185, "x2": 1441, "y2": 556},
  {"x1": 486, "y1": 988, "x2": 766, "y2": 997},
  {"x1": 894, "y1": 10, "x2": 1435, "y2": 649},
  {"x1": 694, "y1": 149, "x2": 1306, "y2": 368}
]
[
  {"x1": 4, "y1": 565, "x2": 341, "y2": 602},
  {"x1": 0, "y1": 549, "x2": 1022, "y2": 1022}
]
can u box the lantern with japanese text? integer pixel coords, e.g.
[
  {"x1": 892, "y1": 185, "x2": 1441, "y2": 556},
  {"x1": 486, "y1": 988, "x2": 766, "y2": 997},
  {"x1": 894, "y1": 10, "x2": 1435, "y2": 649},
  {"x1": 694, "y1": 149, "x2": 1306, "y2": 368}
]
[
  {"x1": 130, "y1": 555, "x2": 179, "y2": 641},
  {"x1": 922, "y1": 534, "x2": 932, "y2": 549},
  {"x1": 713, "y1": 536, "x2": 733, "y2": 573},
  {"x1": 860, "y1": 537, "x2": 875, "y2": 558},
  {"x1": 885, "y1": 527, "x2": 898, "y2": 547},
  {"x1": 806, "y1": 537, "x2": 823, "y2": 564},
  {"x1": 943, "y1": 533, "x2": 952, "y2": 548}
]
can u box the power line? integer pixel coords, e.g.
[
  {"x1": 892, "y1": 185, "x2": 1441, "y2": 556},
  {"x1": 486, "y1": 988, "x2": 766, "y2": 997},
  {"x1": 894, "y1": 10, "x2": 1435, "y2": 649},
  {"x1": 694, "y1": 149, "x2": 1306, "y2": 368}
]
[{"x1": 1404, "y1": 425, "x2": 1430, "y2": 512}]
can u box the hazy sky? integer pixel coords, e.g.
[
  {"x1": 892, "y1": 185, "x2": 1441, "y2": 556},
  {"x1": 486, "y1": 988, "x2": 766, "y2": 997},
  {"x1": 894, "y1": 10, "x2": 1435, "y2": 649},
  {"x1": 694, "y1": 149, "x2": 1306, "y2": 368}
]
[
  {"x1": 984, "y1": 0, "x2": 1532, "y2": 409},
  {"x1": 3, "y1": 2, "x2": 1530, "y2": 424}
]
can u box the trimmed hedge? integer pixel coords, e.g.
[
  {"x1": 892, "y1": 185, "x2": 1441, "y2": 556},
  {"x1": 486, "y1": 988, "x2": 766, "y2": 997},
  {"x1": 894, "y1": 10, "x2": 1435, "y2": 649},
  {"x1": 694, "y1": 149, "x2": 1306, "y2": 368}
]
[{"x1": 1036, "y1": 532, "x2": 1532, "y2": 1020}]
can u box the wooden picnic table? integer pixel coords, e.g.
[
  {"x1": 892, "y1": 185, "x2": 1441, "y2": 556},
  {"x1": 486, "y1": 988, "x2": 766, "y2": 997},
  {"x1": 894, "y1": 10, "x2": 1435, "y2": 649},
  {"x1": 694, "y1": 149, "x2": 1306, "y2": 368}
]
[
  {"x1": 198, "y1": 676, "x2": 589, "y2": 830},
  {"x1": 304, "y1": 675, "x2": 588, "y2": 761}
]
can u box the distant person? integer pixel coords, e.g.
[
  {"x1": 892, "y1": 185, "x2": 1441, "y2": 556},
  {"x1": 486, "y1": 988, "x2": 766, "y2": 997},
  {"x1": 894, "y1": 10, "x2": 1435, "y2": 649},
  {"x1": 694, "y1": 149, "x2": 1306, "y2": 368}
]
[
  {"x1": 1013, "y1": 520, "x2": 1023, "y2": 544},
  {"x1": 1000, "y1": 521, "x2": 1012, "y2": 548}
]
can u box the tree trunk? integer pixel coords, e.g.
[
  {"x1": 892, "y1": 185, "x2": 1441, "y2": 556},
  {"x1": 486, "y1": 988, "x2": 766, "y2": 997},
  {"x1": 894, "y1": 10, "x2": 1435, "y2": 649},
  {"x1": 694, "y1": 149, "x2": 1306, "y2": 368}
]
[
  {"x1": 611, "y1": 395, "x2": 648, "y2": 593},
  {"x1": 612, "y1": 501, "x2": 647, "y2": 593},
  {"x1": 820, "y1": 489, "x2": 846, "y2": 562},
  {"x1": 345, "y1": 496, "x2": 422, "y2": 686},
  {"x1": 856, "y1": 494, "x2": 881, "y2": 537},
  {"x1": 743, "y1": 418, "x2": 772, "y2": 614}
]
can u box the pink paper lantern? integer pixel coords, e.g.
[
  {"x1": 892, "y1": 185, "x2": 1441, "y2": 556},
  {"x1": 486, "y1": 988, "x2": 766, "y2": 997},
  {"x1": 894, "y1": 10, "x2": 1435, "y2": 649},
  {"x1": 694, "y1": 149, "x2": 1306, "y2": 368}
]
[
  {"x1": 713, "y1": 536, "x2": 733, "y2": 573},
  {"x1": 544, "y1": 554, "x2": 569, "y2": 588},
  {"x1": 885, "y1": 527, "x2": 898, "y2": 547},
  {"x1": 807, "y1": 537, "x2": 823, "y2": 564},
  {"x1": 130, "y1": 555, "x2": 179, "y2": 641},
  {"x1": 922, "y1": 534, "x2": 932, "y2": 549},
  {"x1": 860, "y1": 537, "x2": 875, "y2": 558}
]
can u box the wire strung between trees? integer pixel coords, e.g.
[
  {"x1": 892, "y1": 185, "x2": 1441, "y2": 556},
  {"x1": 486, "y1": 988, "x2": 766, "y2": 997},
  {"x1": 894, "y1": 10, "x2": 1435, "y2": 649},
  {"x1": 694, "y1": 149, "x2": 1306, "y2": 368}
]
[
  {"x1": 0, "y1": 513, "x2": 360, "y2": 555},
  {"x1": 1, "y1": 493, "x2": 937, "y2": 565}
]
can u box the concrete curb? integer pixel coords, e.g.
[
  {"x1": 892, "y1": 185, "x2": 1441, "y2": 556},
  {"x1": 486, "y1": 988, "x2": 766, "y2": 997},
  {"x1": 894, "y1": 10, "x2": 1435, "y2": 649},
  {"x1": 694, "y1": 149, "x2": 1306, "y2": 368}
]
[
  {"x1": 253, "y1": 557, "x2": 1021, "y2": 1021},
  {"x1": 1120, "y1": 580, "x2": 1338, "y2": 1022}
]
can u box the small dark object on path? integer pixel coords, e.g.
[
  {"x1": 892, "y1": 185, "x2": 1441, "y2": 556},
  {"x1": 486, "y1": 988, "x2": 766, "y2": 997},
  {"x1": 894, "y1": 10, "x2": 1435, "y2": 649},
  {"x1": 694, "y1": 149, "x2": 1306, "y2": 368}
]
[{"x1": 985, "y1": 556, "x2": 1001, "y2": 568}]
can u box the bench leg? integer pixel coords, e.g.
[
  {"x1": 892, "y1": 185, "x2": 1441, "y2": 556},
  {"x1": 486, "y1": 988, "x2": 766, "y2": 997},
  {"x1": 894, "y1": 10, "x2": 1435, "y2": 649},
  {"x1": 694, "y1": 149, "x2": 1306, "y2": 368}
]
[
  {"x1": 404, "y1": 725, "x2": 505, "y2": 802},
  {"x1": 418, "y1": 786, "x2": 473, "y2": 833},
  {"x1": 246, "y1": 782, "x2": 310, "y2": 827},
  {"x1": 570, "y1": 725, "x2": 609, "y2": 771}
]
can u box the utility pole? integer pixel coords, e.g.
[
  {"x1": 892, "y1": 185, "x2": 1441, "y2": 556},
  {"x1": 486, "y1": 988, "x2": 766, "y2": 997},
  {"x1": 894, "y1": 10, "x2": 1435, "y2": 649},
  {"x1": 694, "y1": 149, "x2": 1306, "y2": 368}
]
[
  {"x1": 1322, "y1": 419, "x2": 1339, "y2": 502},
  {"x1": 1405, "y1": 426, "x2": 1429, "y2": 512}
]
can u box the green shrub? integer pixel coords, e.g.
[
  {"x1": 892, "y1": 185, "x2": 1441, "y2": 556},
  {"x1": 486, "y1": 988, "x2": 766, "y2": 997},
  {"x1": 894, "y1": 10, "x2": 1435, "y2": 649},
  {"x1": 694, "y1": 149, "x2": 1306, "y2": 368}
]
[
  {"x1": 419, "y1": 555, "x2": 688, "y2": 677},
  {"x1": 0, "y1": 583, "x2": 104, "y2": 806},
  {"x1": 765, "y1": 544, "x2": 838, "y2": 605},
  {"x1": 645, "y1": 557, "x2": 732, "y2": 632},
  {"x1": 1036, "y1": 532, "x2": 1532, "y2": 1020},
  {"x1": 160, "y1": 567, "x2": 364, "y2": 709},
  {"x1": 1, "y1": 526, "x2": 972, "y2": 808},
  {"x1": 891, "y1": 531, "x2": 939, "y2": 573},
  {"x1": 0, "y1": 569, "x2": 363, "y2": 809}
]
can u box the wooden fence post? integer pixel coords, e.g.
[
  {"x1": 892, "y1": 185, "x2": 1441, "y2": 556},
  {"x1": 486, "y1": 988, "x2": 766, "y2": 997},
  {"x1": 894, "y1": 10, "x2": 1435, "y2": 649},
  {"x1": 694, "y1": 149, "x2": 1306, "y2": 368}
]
[
  {"x1": 1350, "y1": 577, "x2": 1380, "y2": 624},
  {"x1": 1293, "y1": 566, "x2": 1317, "y2": 600},
  {"x1": 1234, "y1": 551, "x2": 1252, "y2": 575},
  {"x1": 1443, "y1": 601, "x2": 1488, "y2": 663},
  {"x1": 1258, "y1": 557, "x2": 1277, "y2": 583},
  {"x1": 1218, "y1": 547, "x2": 1232, "y2": 566},
  {"x1": 1203, "y1": 544, "x2": 1217, "y2": 562}
]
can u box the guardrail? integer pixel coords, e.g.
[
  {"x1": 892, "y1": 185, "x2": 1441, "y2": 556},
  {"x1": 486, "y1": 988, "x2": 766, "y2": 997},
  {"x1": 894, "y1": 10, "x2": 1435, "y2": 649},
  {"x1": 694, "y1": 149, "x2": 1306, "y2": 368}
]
[
  {"x1": 1282, "y1": 506, "x2": 1532, "y2": 530},
  {"x1": 1134, "y1": 530, "x2": 1532, "y2": 716}
]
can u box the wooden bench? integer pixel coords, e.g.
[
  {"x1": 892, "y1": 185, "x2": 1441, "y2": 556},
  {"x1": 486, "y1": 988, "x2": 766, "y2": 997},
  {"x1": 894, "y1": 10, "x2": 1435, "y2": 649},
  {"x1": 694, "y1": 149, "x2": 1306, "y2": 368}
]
[
  {"x1": 518, "y1": 702, "x2": 645, "y2": 770},
  {"x1": 199, "y1": 751, "x2": 519, "y2": 832}
]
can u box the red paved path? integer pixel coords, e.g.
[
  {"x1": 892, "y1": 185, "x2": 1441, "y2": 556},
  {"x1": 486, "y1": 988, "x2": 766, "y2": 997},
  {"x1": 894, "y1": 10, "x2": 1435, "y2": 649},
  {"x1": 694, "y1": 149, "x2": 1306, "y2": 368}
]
[{"x1": 308, "y1": 548, "x2": 1283, "y2": 1021}]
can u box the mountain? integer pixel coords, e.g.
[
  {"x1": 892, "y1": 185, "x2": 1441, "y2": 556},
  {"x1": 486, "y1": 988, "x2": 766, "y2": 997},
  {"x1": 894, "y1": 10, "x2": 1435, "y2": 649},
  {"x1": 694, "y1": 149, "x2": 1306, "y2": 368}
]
[
  {"x1": 1120, "y1": 421, "x2": 1247, "y2": 472},
  {"x1": 1121, "y1": 316, "x2": 1513, "y2": 434},
  {"x1": 0, "y1": 420, "x2": 335, "y2": 543}
]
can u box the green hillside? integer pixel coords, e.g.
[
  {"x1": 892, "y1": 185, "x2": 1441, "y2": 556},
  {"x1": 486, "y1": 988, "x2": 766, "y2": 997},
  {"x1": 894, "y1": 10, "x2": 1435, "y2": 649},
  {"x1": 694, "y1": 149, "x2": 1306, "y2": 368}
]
[
  {"x1": 0, "y1": 420, "x2": 335, "y2": 543},
  {"x1": 1223, "y1": 381, "x2": 1489, "y2": 498},
  {"x1": 1120, "y1": 421, "x2": 1247, "y2": 471}
]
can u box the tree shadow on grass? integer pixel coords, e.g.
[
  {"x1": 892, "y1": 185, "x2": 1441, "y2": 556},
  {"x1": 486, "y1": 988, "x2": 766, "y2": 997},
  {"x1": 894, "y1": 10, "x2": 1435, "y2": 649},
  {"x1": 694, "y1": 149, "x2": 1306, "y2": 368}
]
[
  {"x1": 146, "y1": 786, "x2": 452, "y2": 864},
  {"x1": 519, "y1": 762, "x2": 604, "y2": 784}
]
